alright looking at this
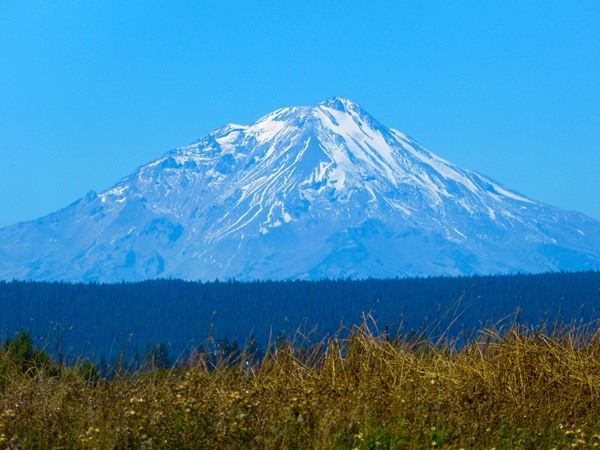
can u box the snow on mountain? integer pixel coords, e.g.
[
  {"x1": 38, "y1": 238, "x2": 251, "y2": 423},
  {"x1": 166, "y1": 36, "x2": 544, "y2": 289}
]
[{"x1": 1, "y1": 97, "x2": 600, "y2": 282}]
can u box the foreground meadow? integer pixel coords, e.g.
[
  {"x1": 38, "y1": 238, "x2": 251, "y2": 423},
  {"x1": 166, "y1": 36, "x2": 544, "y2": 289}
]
[{"x1": 2, "y1": 320, "x2": 600, "y2": 449}]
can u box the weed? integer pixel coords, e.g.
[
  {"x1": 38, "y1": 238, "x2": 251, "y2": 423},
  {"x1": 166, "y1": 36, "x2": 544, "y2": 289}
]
[{"x1": 2, "y1": 320, "x2": 600, "y2": 448}]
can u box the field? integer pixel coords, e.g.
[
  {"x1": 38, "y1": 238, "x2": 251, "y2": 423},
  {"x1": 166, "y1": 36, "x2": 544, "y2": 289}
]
[{"x1": 2, "y1": 318, "x2": 600, "y2": 449}]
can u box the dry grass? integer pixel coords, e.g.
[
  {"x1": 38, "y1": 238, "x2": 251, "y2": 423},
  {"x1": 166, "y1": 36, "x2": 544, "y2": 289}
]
[{"x1": 2, "y1": 319, "x2": 600, "y2": 449}]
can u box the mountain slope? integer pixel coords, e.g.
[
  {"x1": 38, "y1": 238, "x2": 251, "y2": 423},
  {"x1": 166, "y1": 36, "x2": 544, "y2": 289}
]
[{"x1": 2, "y1": 97, "x2": 600, "y2": 282}]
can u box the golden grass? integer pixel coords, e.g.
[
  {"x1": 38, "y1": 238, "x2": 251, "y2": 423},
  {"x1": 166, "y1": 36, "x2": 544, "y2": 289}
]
[{"x1": 2, "y1": 319, "x2": 600, "y2": 449}]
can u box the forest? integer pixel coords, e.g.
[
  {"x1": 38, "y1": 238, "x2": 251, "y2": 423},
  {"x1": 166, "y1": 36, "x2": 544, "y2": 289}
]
[{"x1": 1, "y1": 271, "x2": 600, "y2": 367}]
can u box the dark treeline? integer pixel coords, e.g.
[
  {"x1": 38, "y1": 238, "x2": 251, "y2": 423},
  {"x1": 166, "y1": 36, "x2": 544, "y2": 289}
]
[{"x1": 1, "y1": 271, "x2": 600, "y2": 367}]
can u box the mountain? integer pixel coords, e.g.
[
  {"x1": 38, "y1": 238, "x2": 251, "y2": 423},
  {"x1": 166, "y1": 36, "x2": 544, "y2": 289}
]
[{"x1": 2, "y1": 97, "x2": 600, "y2": 282}]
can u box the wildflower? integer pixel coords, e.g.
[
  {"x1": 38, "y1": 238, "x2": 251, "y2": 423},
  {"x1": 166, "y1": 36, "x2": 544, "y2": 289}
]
[{"x1": 2, "y1": 409, "x2": 15, "y2": 418}]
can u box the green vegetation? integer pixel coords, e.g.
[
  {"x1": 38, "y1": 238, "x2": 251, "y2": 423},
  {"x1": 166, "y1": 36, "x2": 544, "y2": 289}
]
[
  {"x1": 2, "y1": 270, "x2": 600, "y2": 364},
  {"x1": 3, "y1": 319, "x2": 600, "y2": 449}
]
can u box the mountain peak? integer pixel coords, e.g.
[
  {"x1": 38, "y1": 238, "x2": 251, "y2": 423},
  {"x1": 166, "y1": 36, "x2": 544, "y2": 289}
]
[
  {"x1": 317, "y1": 96, "x2": 362, "y2": 113},
  {"x1": 2, "y1": 99, "x2": 600, "y2": 282}
]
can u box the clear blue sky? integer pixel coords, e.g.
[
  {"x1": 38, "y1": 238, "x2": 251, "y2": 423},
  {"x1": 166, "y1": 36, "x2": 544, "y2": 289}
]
[{"x1": 1, "y1": 1, "x2": 599, "y2": 227}]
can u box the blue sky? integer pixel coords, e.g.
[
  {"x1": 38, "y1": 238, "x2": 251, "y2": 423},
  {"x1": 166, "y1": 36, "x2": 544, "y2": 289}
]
[{"x1": 1, "y1": 1, "x2": 599, "y2": 227}]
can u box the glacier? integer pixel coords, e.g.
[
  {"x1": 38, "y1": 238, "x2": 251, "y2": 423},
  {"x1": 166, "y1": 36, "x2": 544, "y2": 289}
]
[{"x1": 1, "y1": 97, "x2": 600, "y2": 282}]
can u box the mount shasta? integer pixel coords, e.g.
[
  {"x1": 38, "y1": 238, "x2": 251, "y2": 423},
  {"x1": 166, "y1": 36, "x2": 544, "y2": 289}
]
[{"x1": 2, "y1": 97, "x2": 600, "y2": 282}]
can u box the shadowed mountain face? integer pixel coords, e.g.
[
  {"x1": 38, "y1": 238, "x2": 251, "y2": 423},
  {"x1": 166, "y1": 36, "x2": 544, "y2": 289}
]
[{"x1": 2, "y1": 97, "x2": 600, "y2": 282}]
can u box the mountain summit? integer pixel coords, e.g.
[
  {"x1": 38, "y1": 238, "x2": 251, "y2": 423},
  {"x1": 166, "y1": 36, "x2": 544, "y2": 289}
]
[{"x1": 2, "y1": 97, "x2": 600, "y2": 281}]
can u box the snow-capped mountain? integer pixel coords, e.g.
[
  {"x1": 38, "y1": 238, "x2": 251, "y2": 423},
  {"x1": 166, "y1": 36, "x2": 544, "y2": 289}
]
[{"x1": 2, "y1": 97, "x2": 600, "y2": 282}]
